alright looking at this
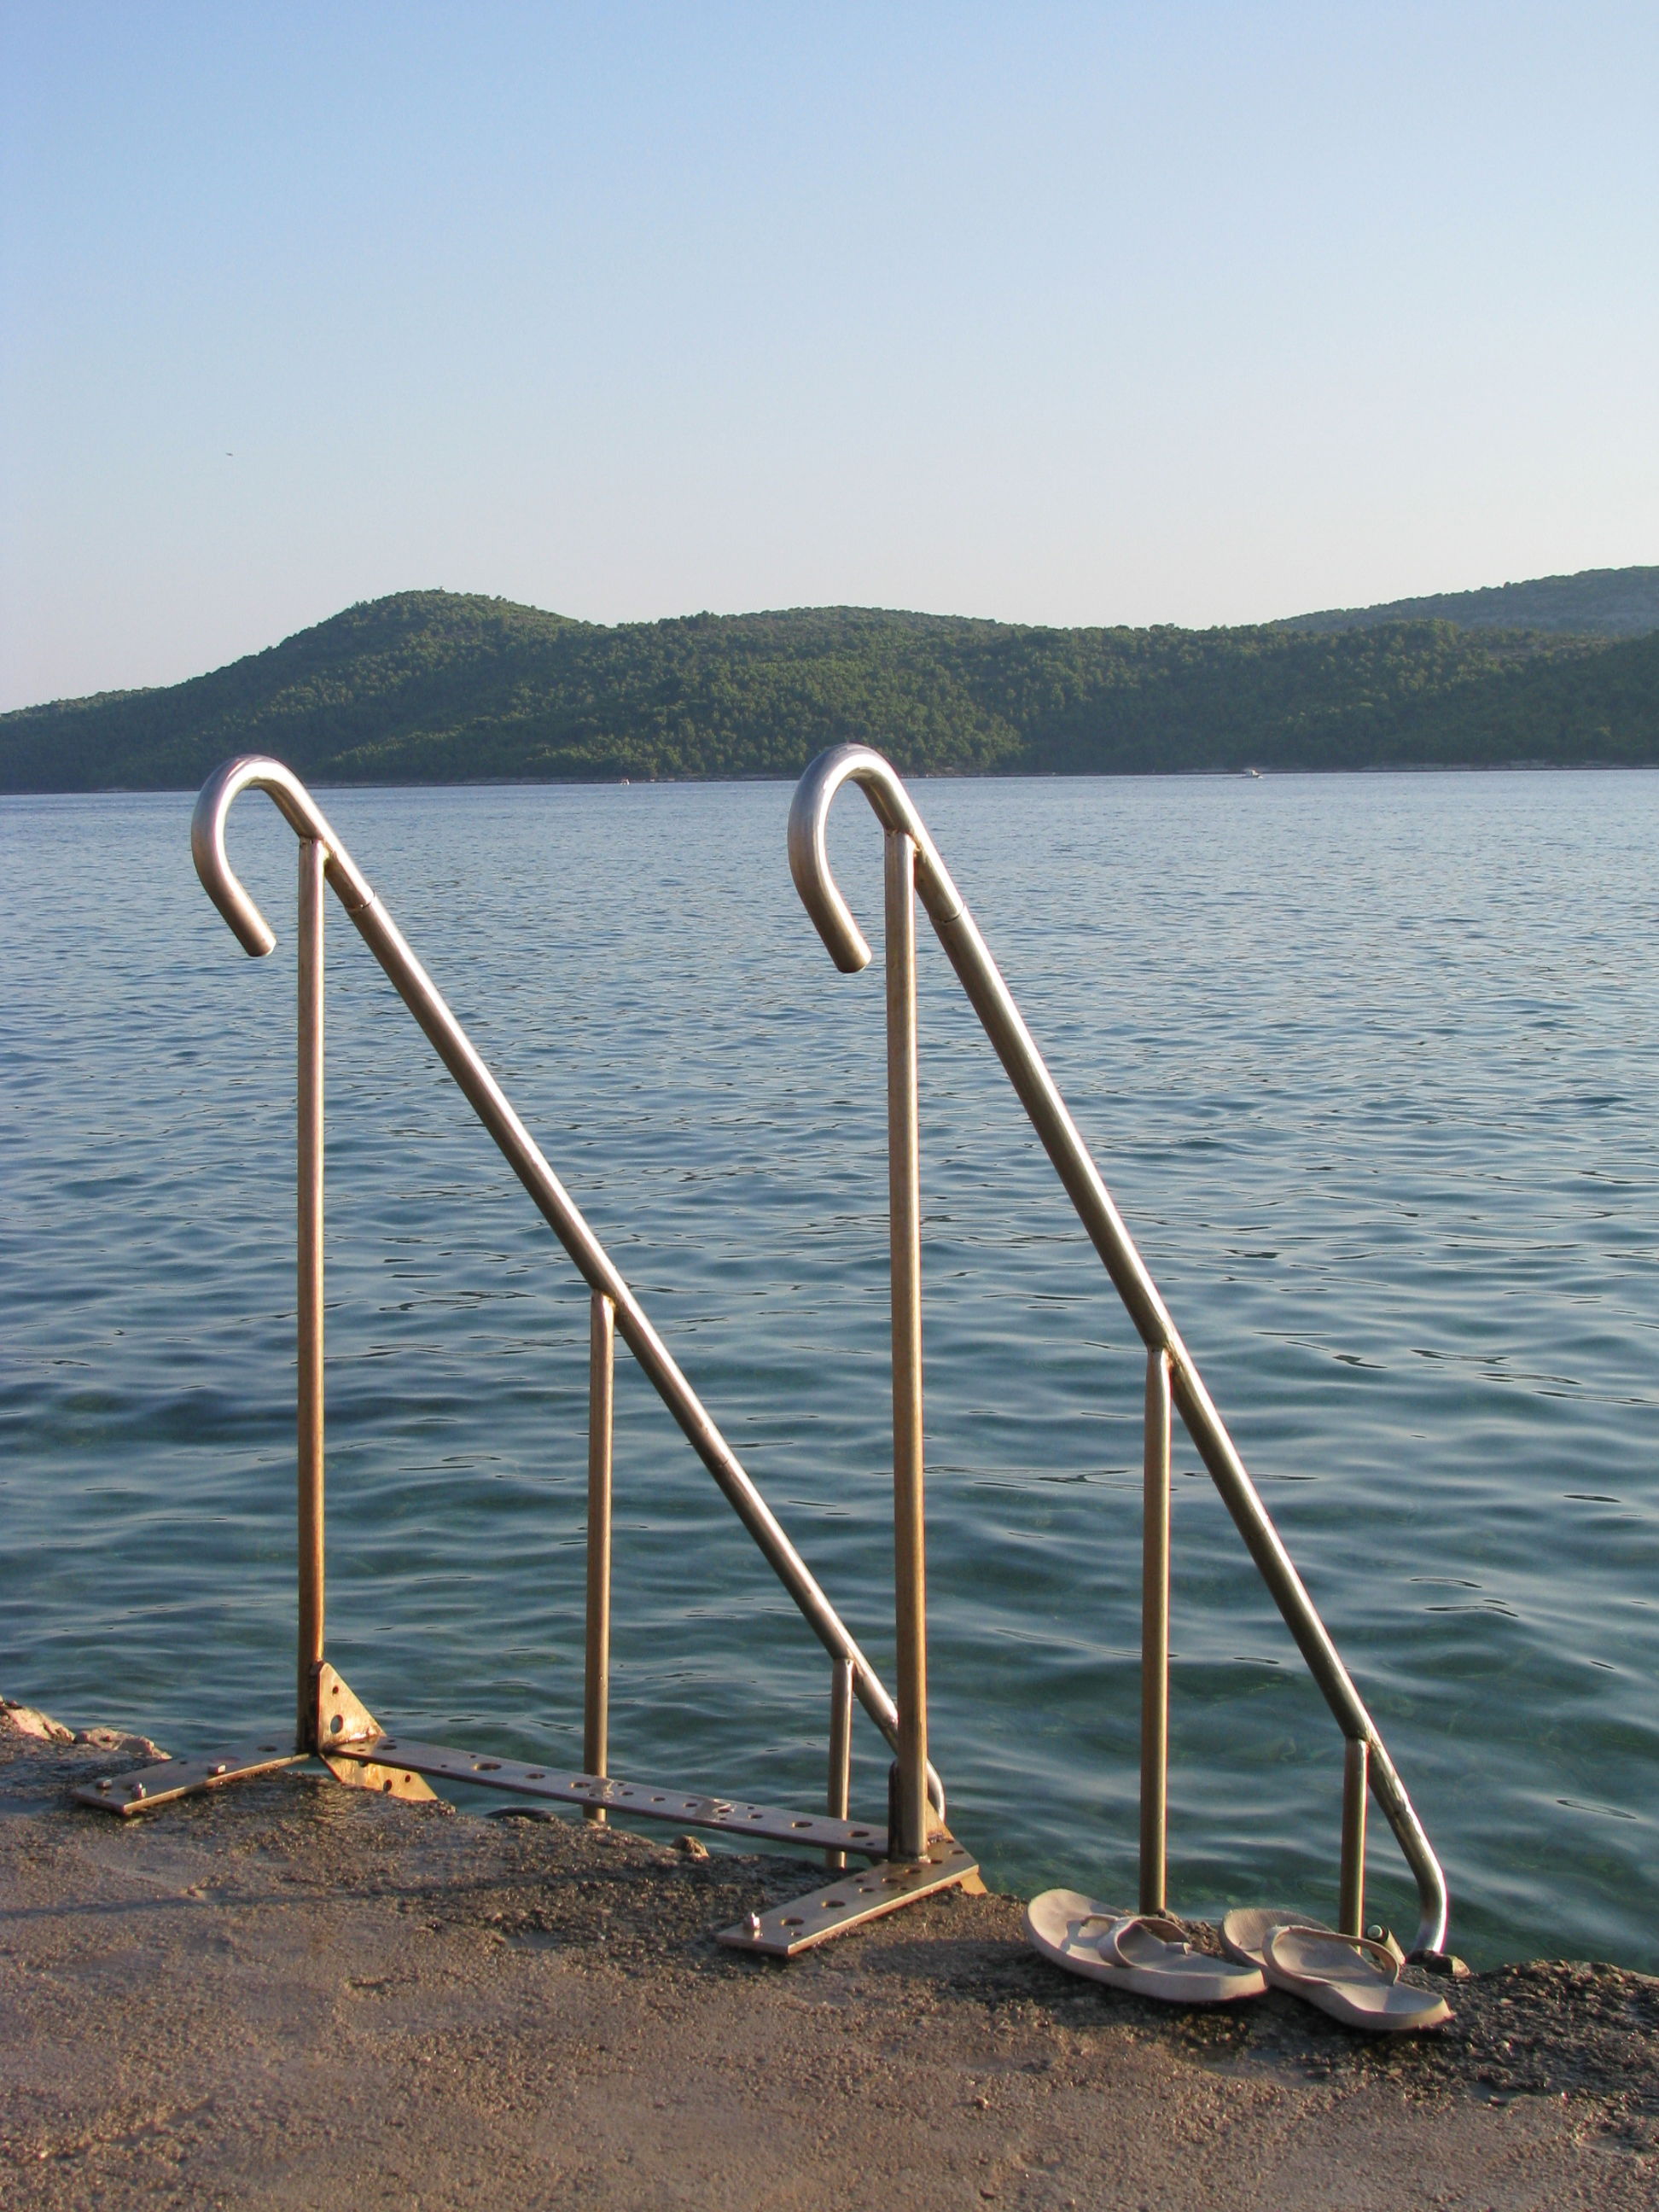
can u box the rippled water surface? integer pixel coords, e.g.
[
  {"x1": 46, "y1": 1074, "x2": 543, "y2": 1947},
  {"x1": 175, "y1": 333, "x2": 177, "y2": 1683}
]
[{"x1": 4, "y1": 772, "x2": 1659, "y2": 1968}]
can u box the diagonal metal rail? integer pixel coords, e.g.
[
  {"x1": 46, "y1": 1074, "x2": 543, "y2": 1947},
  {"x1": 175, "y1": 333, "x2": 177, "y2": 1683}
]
[{"x1": 789, "y1": 742, "x2": 1450, "y2": 1959}]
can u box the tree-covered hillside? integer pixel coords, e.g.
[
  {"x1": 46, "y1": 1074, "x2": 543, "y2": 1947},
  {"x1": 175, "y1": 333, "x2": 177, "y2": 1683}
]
[
  {"x1": 2, "y1": 586, "x2": 1656, "y2": 792},
  {"x1": 1280, "y1": 564, "x2": 1659, "y2": 638}
]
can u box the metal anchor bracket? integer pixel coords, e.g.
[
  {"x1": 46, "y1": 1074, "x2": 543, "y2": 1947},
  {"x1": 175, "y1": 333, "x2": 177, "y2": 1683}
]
[
  {"x1": 312, "y1": 1664, "x2": 437, "y2": 1799},
  {"x1": 322, "y1": 1755, "x2": 439, "y2": 1802},
  {"x1": 72, "y1": 1738, "x2": 304, "y2": 1818},
  {"x1": 313, "y1": 1661, "x2": 381, "y2": 1750},
  {"x1": 718, "y1": 1832, "x2": 981, "y2": 1958}
]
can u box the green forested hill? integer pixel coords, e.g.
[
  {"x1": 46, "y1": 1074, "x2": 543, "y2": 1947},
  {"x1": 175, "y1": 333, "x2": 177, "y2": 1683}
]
[
  {"x1": 1280, "y1": 564, "x2": 1659, "y2": 638},
  {"x1": 3, "y1": 584, "x2": 1657, "y2": 792}
]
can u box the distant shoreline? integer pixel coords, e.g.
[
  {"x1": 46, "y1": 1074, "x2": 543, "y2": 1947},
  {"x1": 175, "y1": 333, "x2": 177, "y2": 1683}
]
[{"x1": 9, "y1": 757, "x2": 1659, "y2": 800}]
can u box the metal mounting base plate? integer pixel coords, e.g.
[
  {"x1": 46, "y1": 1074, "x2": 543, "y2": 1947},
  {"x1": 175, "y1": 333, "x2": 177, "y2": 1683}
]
[
  {"x1": 71, "y1": 1738, "x2": 303, "y2": 1817},
  {"x1": 325, "y1": 1732, "x2": 889, "y2": 1857},
  {"x1": 717, "y1": 1833, "x2": 980, "y2": 1957},
  {"x1": 322, "y1": 1754, "x2": 438, "y2": 1802}
]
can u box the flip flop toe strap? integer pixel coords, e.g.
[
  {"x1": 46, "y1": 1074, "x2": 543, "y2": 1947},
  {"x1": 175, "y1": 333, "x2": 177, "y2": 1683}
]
[
  {"x1": 1265, "y1": 1924, "x2": 1398, "y2": 1982},
  {"x1": 1098, "y1": 1912, "x2": 1189, "y2": 1965}
]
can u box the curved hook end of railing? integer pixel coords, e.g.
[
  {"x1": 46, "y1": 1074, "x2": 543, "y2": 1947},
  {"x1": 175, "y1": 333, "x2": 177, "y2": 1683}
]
[
  {"x1": 788, "y1": 744, "x2": 964, "y2": 975},
  {"x1": 192, "y1": 754, "x2": 373, "y2": 958},
  {"x1": 788, "y1": 747, "x2": 876, "y2": 972},
  {"x1": 192, "y1": 760, "x2": 280, "y2": 956}
]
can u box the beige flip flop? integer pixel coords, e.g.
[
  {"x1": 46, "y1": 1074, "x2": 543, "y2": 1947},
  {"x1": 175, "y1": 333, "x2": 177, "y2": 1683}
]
[
  {"x1": 1221, "y1": 1905, "x2": 1404, "y2": 1970},
  {"x1": 1025, "y1": 1891, "x2": 1265, "y2": 2004},
  {"x1": 1261, "y1": 1924, "x2": 1452, "y2": 2033}
]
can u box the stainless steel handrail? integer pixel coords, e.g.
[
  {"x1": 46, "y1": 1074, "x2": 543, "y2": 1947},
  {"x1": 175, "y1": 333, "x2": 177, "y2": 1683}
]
[
  {"x1": 191, "y1": 754, "x2": 934, "y2": 1801},
  {"x1": 789, "y1": 742, "x2": 1450, "y2": 1957}
]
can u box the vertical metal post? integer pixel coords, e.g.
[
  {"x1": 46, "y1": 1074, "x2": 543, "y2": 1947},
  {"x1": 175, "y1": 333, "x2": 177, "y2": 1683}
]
[
  {"x1": 1340, "y1": 1736, "x2": 1369, "y2": 1936},
  {"x1": 296, "y1": 838, "x2": 325, "y2": 1751},
  {"x1": 826, "y1": 1654, "x2": 853, "y2": 1871},
  {"x1": 584, "y1": 1289, "x2": 614, "y2": 1821},
  {"x1": 886, "y1": 829, "x2": 929, "y2": 1863},
  {"x1": 1139, "y1": 1347, "x2": 1172, "y2": 1914}
]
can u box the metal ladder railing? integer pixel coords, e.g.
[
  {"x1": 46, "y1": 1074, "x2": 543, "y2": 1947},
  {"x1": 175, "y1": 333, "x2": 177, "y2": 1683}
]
[
  {"x1": 789, "y1": 742, "x2": 1451, "y2": 1959},
  {"x1": 78, "y1": 746, "x2": 1449, "y2": 1960},
  {"x1": 79, "y1": 754, "x2": 978, "y2": 1956}
]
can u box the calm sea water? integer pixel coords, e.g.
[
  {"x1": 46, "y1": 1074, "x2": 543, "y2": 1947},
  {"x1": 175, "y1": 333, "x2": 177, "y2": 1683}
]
[{"x1": 4, "y1": 772, "x2": 1658, "y2": 1970}]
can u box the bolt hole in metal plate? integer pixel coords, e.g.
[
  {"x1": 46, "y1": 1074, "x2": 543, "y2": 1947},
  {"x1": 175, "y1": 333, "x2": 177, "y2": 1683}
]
[
  {"x1": 72, "y1": 1740, "x2": 304, "y2": 1817},
  {"x1": 325, "y1": 1735, "x2": 890, "y2": 1857},
  {"x1": 717, "y1": 1837, "x2": 981, "y2": 1958}
]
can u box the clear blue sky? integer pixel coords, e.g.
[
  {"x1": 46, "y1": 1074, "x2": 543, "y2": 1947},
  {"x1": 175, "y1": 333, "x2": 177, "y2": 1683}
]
[{"x1": 2, "y1": 1, "x2": 1655, "y2": 710}]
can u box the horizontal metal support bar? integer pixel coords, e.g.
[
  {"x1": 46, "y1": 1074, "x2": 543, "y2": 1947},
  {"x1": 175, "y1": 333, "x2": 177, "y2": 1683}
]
[
  {"x1": 717, "y1": 1833, "x2": 979, "y2": 1957},
  {"x1": 72, "y1": 1738, "x2": 304, "y2": 1817},
  {"x1": 329, "y1": 1735, "x2": 890, "y2": 1856}
]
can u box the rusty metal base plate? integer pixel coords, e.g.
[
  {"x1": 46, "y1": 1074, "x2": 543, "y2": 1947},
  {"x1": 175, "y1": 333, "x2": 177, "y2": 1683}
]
[
  {"x1": 717, "y1": 1833, "x2": 980, "y2": 1957},
  {"x1": 326, "y1": 1733, "x2": 889, "y2": 1859},
  {"x1": 72, "y1": 1738, "x2": 303, "y2": 1817}
]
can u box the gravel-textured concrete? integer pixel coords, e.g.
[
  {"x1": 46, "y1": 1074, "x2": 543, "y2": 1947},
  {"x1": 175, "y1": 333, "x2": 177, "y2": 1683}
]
[{"x1": 3, "y1": 1708, "x2": 1656, "y2": 2209}]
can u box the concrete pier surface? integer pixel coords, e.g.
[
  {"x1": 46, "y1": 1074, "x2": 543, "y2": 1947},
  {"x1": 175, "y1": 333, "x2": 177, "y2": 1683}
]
[{"x1": 3, "y1": 1706, "x2": 1656, "y2": 2210}]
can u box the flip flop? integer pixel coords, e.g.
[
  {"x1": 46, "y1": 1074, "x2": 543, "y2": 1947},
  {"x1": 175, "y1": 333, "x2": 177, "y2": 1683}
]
[
  {"x1": 1221, "y1": 1905, "x2": 1404, "y2": 1970},
  {"x1": 1024, "y1": 1891, "x2": 1265, "y2": 2005},
  {"x1": 1261, "y1": 1924, "x2": 1452, "y2": 2033}
]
